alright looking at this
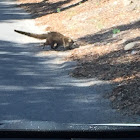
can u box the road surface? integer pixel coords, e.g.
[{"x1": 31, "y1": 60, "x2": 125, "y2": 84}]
[{"x1": 0, "y1": 0, "x2": 140, "y2": 126}]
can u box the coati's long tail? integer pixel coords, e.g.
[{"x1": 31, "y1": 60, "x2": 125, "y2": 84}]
[{"x1": 14, "y1": 30, "x2": 47, "y2": 40}]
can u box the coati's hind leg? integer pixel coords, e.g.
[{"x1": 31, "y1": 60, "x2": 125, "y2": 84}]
[
  {"x1": 42, "y1": 43, "x2": 46, "y2": 49},
  {"x1": 43, "y1": 39, "x2": 50, "y2": 49}
]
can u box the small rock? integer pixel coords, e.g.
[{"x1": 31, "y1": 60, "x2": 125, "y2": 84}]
[{"x1": 124, "y1": 42, "x2": 138, "y2": 51}]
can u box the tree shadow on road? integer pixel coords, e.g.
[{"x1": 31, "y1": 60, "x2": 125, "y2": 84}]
[
  {"x1": 0, "y1": 39, "x2": 118, "y2": 124},
  {"x1": 0, "y1": 1, "x2": 31, "y2": 22}
]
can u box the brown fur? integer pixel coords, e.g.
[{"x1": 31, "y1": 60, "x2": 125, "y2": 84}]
[{"x1": 14, "y1": 30, "x2": 74, "y2": 49}]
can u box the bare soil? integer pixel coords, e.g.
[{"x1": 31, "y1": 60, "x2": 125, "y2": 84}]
[{"x1": 17, "y1": 0, "x2": 140, "y2": 115}]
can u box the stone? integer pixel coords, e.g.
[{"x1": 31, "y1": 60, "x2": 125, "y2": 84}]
[{"x1": 124, "y1": 42, "x2": 139, "y2": 51}]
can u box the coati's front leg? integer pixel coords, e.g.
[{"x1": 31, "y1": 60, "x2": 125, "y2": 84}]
[{"x1": 42, "y1": 43, "x2": 46, "y2": 49}]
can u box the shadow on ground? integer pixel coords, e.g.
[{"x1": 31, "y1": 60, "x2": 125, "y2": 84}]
[
  {"x1": 72, "y1": 19, "x2": 140, "y2": 81},
  {"x1": 1, "y1": 39, "x2": 125, "y2": 124},
  {"x1": 18, "y1": 0, "x2": 88, "y2": 18},
  {"x1": 72, "y1": 48, "x2": 139, "y2": 80},
  {"x1": 78, "y1": 20, "x2": 140, "y2": 45},
  {"x1": 71, "y1": 19, "x2": 140, "y2": 115},
  {"x1": 0, "y1": 0, "x2": 31, "y2": 22}
]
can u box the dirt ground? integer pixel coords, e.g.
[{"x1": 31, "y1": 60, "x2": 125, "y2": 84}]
[{"x1": 17, "y1": 0, "x2": 140, "y2": 115}]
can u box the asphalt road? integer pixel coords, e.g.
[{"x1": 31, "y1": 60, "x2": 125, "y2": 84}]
[{"x1": 0, "y1": 0, "x2": 140, "y2": 125}]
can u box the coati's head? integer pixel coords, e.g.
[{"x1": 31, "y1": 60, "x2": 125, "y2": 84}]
[
  {"x1": 63, "y1": 37, "x2": 74, "y2": 49},
  {"x1": 67, "y1": 38, "x2": 79, "y2": 50},
  {"x1": 65, "y1": 37, "x2": 79, "y2": 50}
]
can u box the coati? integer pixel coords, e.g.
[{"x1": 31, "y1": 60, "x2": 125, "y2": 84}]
[{"x1": 14, "y1": 30, "x2": 74, "y2": 50}]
